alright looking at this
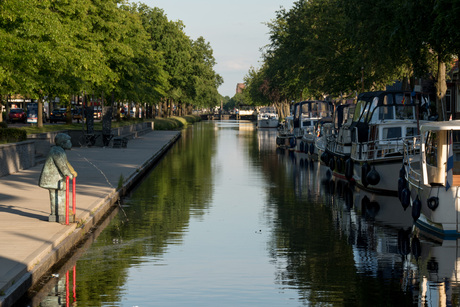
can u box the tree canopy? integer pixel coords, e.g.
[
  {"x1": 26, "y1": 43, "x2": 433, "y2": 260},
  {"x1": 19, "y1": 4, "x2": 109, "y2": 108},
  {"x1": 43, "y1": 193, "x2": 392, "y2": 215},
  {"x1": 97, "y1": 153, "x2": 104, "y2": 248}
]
[
  {"x1": 0, "y1": 0, "x2": 222, "y2": 124},
  {"x1": 244, "y1": 0, "x2": 458, "y2": 114}
]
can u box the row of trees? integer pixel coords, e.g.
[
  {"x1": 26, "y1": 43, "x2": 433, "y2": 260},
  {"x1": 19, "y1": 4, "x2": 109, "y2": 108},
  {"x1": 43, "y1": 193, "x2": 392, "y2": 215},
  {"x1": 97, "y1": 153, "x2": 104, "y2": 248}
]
[
  {"x1": 243, "y1": 0, "x2": 460, "y2": 121},
  {"x1": 0, "y1": 0, "x2": 223, "y2": 127}
]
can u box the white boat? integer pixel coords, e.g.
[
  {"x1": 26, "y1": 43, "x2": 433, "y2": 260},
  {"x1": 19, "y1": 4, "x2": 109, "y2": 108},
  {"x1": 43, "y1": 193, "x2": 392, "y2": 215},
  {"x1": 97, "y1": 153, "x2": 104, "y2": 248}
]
[
  {"x1": 291, "y1": 100, "x2": 333, "y2": 158},
  {"x1": 320, "y1": 103, "x2": 356, "y2": 173},
  {"x1": 403, "y1": 120, "x2": 460, "y2": 237},
  {"x1": 275, "y1": 116, "x2": 295, "y2": 148},
  {"x1": 341, "y1": 91, "x2": 429, "y2": 195},
  {"x1": 257, "y1": 106, "x2": 279, "y2": 128}
]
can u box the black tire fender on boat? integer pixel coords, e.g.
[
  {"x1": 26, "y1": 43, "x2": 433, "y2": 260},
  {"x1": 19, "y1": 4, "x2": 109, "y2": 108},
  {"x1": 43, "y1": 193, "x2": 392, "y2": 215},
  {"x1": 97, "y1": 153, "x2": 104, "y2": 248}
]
[
  {"x1": 399, "y1": 164, "x2": 406, "y2": 178},
  {"x1": 412, "y1": 195, "x2": 422, "y2": 221},
  {"x1": 361, "y1": 162, "x2": 370, "y2": 187},
  {"x1": 427, "y1": 196, "x2": 439, "y2": 211},
  {"x1": 366, "y1": 166, "x2": 380, "y2": 186},
  {"x1": 398, "y1": 177, "x2": 406, "y2": 200},
  {"x1": 401, "y1": 188, "x2": 411, "y2": 210},
  {"x1": 309, "y1": 143, "x2": 315, "y2": 155},
  {"x1": 299, "y1": 142, "x2": 304, "y2": 152}
]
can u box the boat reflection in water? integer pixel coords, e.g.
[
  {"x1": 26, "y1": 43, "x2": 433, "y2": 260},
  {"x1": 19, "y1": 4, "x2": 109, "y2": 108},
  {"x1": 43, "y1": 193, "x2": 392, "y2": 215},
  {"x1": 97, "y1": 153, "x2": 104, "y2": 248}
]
[
  {"x1": 401, "y1": 229, "x2": 460, "y2": 306},
  {"x1": 317, "y1": 164, "x2": 460, "y2": 306}
]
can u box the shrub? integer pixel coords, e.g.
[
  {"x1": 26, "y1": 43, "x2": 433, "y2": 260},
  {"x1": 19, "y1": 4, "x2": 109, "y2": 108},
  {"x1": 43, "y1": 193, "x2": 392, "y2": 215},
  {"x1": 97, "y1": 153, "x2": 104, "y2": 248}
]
[
  {"x1": 0, "y1": 122, "x2": 8, "y2": 129},
  {"x1": 0, "y1": 128, "x2": 27, "y2": 143}
]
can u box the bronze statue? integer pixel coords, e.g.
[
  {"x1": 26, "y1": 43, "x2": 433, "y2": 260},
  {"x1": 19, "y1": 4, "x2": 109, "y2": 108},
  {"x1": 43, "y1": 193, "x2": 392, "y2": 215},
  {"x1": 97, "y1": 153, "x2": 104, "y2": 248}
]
[{"x1": 38, "y1": 133, "x2": 77, "y2": 222}]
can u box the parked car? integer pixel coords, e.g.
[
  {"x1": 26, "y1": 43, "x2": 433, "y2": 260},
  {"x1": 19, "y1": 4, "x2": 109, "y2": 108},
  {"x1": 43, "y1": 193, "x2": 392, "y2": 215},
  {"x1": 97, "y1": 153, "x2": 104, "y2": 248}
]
[
  {"x1": 71, "y1": 108, "x2": 83, "y2": 121},
  {"x1": 8, "y1": 108, "x2": 27, "y2": 123},
  {"x1": 49, "y1": 108, "x2": 67, "y2": 123},
  {"x1": 93, "y1": 106, "x2": 102, "y2": 119}
]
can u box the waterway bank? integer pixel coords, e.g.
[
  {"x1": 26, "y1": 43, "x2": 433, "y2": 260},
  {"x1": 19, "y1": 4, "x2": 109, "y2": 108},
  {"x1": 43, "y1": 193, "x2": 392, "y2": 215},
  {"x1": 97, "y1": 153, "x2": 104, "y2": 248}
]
[{"x1": 0, "y1": 130, "x2": 181, "y2": 307}]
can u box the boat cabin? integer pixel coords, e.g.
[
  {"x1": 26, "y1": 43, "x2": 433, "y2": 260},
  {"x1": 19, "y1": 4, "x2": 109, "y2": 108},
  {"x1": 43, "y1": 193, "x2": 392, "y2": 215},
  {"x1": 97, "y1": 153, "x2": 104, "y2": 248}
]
[
  {"x1": 292, "y1": 100, "x2": 333, "y2": 137},
  {"x1": 421, "y1": 121, "x2": 460, "y2": 187},
  {"x1": 350, "y1": 91, "x2": 431, "y2": 144}
]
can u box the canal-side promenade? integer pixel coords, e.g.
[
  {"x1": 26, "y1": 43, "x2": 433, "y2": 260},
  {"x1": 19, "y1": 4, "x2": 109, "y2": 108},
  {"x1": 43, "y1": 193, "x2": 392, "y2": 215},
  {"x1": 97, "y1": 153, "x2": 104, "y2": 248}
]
[{"x1": 0, "y1": 130, "x2": 181, "y2": 307}]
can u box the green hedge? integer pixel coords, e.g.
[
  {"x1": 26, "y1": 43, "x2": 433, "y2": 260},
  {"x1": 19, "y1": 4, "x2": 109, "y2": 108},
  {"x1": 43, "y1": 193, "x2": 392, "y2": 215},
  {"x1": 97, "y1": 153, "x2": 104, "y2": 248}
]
[{"x1": 0, "y1": 128, "x2": 27, "y2": 143}]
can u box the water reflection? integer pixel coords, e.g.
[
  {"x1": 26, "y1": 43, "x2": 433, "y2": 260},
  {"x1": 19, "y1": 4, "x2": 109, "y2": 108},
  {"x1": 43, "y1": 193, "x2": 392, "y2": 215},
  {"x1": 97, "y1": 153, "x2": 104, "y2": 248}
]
[{"x1": 15, "y1": 121, "x2": 460, "y2": 306}]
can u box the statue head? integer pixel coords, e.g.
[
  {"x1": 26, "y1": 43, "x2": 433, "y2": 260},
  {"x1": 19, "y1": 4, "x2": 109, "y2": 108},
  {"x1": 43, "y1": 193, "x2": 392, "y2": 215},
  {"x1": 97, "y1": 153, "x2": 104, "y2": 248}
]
[{"x1": 55, "y1": 133, "x2": 72, "y2": 150}]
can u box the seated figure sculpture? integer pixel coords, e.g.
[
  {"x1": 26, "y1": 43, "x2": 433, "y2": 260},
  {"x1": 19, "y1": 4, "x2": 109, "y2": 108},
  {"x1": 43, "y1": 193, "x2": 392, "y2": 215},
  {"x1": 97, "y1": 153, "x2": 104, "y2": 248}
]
[{"x1": 38, "y1": 133, "x2": 78, "y2": 222}]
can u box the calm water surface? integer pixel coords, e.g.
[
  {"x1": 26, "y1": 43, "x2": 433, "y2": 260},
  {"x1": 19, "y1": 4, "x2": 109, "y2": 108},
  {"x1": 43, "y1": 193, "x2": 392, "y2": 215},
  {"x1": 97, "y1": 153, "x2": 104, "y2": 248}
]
[{"x1": 20, "y1": 121, "x2": 460, "y2": 306}]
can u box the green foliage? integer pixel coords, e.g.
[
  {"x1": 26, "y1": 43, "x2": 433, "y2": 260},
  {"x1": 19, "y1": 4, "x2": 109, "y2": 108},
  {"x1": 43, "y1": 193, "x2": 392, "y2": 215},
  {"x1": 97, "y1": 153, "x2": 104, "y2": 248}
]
[
  {"x1": 245, "y1": 0, "x2": 455, "y2": 104},
  {"x1": 182, "y1": 115, "x2": 202, "y2": 124},
  {"x1": 0, "y1": 128, "x2": 27, "y2": 143},
  {"x1": 152, "y1": 117, "x2": 190, "y2": 130},
  {"x1": 0, "y1": 122, "x2": 7, "y2": 129},
  {"x1": 0, "y1": 1, "x2": 221, "y2": 116}
]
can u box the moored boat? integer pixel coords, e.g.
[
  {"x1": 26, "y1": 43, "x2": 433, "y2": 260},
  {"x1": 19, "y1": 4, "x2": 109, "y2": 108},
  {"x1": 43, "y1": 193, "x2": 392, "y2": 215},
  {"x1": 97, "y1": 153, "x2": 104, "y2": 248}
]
[
  {"x1": 320, "y1": 103, "x2": 356, "y2": 178},
  {"x1": 257, "y1": 106, "x2": 279, "y2": 128},
  {"x1": 344, "y1": 91, "x2": 429, "y2": 195},
  {"x1": 276, "y1": 116, "x2": 295, "y2": 148},
  {"x1": 403, "y1": 120, "x2": 460, "y2": 237},
  {"x1": 291, "y1": 100, "x2": 333, "y2": 158}
]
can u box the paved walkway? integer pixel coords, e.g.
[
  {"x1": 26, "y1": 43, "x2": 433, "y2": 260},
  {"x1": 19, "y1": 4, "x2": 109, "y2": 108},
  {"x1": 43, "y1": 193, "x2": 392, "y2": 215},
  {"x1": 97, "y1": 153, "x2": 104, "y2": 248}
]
[{"x1": 0, "y1": 130, "x2": 181, "y2": 306}]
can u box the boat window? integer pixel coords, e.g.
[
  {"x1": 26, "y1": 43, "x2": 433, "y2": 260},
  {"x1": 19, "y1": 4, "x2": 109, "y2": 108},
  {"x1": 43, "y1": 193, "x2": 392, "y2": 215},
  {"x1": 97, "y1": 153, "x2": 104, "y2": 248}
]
[
  {"x1": 319, "y1": 102, "x2": 330, "y2": 117},
  {"x1": 354, "y1": 100, "x2": 370, "y2": 122},
  {"x1": 406, "y1": 127, "x2": 417, "y2": 137},
  {"x1": 395, "y1": 93, "x2": 408, "y2": 105},
  {"x1": 311, "y1": 103, "x2": 318, "y2": 117},
  {"x1": 303, "y1": 120, "x2": 312, "y2": 126},
  {"x1": 395, "y1": 105, "x2": 415, "y2": 120},
  {"x1": 383, "y1": 94, "x2": 394, "y2": 105},
  {"x1": 301, "y1": 104, "x2": 310, "y2": 117},
  {"x1": 346, "y1": 106, "x2": 355, "y2": 123},
  {"x1": 425, "y1": 131, "x2": 438, "y2": 167},
  {"x1": 378, "y1": 106, "x2": 394, "y2": 120},
  {"x1": 382, "y1": 127, "x2": 401, "y2": 139},
  {"x1": 367, "y1": 97, "x2": 379, "y2": 122},
  {"x1": 453, "y1": 131, "x2": 460, "y2": 163}
]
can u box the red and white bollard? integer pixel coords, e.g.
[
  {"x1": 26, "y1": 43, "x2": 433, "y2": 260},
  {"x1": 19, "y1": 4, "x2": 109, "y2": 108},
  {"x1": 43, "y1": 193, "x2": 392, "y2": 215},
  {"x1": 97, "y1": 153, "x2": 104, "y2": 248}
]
[{"x1": 65, "y1": 176, "x2": 77, "y2": 225}]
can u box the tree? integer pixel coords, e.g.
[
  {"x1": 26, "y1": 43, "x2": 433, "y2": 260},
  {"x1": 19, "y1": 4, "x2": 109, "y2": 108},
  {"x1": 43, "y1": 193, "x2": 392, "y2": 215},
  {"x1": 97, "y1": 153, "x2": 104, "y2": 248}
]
[{"x1": 189, "y1": 36, "x2": 223, "y2": 111}]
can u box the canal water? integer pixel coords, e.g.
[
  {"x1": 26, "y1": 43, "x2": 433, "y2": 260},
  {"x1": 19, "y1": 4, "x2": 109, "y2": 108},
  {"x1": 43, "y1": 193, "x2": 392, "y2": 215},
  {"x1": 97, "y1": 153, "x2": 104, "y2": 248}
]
[{"x1": 17, "y1": 121, "x2": 460, "y2": 306}]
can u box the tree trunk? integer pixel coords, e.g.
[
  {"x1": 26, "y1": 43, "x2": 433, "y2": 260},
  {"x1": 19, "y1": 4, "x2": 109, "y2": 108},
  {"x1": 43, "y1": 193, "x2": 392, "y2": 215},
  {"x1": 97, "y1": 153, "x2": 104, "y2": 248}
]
[
  {"x1": 0, "y1": 95, "x2": 4, "y2": 123},
  {"x1": 37, "y1": 96, "x2": 44, "y2": 128},
  {"x1": 436, "y1": 56, "x2": 447, "y2": 121},
  {"x1": 6, "y1": 95, "x2": 10, "y2": 123}
]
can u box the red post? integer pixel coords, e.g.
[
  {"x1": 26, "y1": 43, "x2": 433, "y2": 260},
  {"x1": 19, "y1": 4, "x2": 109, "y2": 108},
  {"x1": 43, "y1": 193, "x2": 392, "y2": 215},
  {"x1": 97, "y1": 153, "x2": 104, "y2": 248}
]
[
  {"x1": 66, "y1": 176, "x2": 69, "y2": 225},
  {"x1": 66, "y1": 270, "x2": 70, "y2": 307},
  {"x1": 73, "y1": 265, "x2": 77, "y2": 302},
  {"x1": 72, "y1": 178, "x2": 76, "y2": 215}
]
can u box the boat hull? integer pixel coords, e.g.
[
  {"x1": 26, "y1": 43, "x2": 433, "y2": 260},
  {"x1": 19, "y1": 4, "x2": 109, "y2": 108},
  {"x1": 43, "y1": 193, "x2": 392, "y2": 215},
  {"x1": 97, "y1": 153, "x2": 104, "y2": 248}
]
[
  {"x1": 352, "y1": 157, "x2": 403, "y2": 196},
  {"x1": 258, "y1": 119, "x2": 279, "y2": 128},
  {"x1": 408, "y1": 184, "x2": 460, "y2": 238}
]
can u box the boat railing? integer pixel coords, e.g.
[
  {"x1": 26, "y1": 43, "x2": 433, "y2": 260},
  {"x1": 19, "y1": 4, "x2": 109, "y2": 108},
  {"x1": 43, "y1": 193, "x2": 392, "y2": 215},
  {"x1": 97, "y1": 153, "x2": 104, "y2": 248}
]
[
  {"x1": 325, "y1": 134, "x2": 337, "y2": 152},
  {"x1": 351, "y1": 136, "x2": 415, "y2": 162},
  {"x1": 403, "y1": 136, "x2": 423, "y2": 189}
]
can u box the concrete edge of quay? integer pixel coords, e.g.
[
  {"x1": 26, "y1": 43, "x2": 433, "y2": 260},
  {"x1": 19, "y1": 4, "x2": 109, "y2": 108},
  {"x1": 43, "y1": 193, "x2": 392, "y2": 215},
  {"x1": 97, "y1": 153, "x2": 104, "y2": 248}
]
[{"x1": 0, "y1": 131, "x2": 181, "y2": 307}]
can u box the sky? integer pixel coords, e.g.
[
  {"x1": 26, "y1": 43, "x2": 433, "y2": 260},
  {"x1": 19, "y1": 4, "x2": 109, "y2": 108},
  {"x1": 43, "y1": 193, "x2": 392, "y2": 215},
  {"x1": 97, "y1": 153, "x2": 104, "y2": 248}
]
[{"x1": 133, "y1": 0, "x2": 295, "y2": 98}]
